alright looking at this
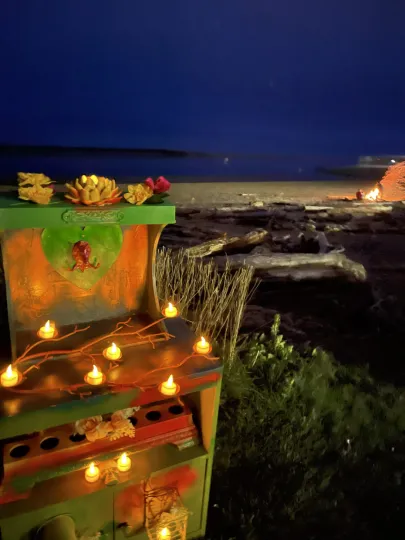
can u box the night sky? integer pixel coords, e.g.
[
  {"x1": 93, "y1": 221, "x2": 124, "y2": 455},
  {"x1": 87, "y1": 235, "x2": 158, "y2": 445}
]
[{"x1": 0, "y1": 0, "x2": 404, "y2": 178}]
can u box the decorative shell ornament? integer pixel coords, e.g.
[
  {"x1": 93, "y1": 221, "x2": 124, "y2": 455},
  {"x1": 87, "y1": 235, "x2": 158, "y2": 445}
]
[
  {"x1": 65, "y1": 174, "x2": 122, "y2": 206},
  {"x1": 17, "y1": 172, "x2": 54, "y2": 205}
]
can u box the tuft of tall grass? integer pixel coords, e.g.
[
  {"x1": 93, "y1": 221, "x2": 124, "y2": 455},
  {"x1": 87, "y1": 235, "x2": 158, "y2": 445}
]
[{"x1": 155, "y1": 247, "x2": 257, "y2": 362}]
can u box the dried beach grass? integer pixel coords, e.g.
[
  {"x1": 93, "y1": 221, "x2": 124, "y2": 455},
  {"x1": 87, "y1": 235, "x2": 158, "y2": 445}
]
[{"x1": 156, "y1": 248, "x2": 257, "y2": 363}]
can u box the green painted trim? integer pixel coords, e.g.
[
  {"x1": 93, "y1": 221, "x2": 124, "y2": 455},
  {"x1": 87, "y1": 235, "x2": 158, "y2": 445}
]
[
  {"x1": 0, "y1": 389, "x2": 139, "y2": 440},
  {"x1": 0, "y1": 194, "x2": 175, "y2": 229},
  {"x1": 200, "y1": 378, "x2": 223, "y2": 537}
]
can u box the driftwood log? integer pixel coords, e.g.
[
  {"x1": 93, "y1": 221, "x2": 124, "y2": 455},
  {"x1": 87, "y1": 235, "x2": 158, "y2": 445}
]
[
  {"x1": 213, "y1": 253, "x2": 367, "y2": 282},
  {"x1": 184, "y1": 229, "x2": 269, "y2": 258}
]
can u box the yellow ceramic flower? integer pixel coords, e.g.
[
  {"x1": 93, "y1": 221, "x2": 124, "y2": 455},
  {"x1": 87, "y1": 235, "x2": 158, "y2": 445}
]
[
  {"x1": 124, "y1": 183, "x2": 153, "y2": 205},
  {"x1": 65, "y1": 175, "x2": 122, "y2": 206},
  {"x1": 17, "y1": 172, "x2": 54, "y2": 204}
]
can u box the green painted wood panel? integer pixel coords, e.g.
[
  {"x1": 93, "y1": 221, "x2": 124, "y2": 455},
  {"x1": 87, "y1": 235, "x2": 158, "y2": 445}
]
[
  {"x1": 0, "y1": 487, "x2": 115, "y2": 540},
  {"x1": 0, "y1": 194, "x2": 175, "y2": 229}
]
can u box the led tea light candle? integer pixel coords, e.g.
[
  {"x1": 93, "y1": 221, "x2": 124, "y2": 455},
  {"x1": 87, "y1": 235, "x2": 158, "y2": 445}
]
[
  {"x1": 85, "y1": 462, "x2": 100, "y2": 483},
  {"x1": 37, "y1": 320, "x2": 56, "y2": 339},
  {"x1": 193, "y1": 336, "x2": 212, "y2": 355},
  {"x1": 162, "y1": 302, "x2": 178, "y2": 318},
  {"x1": 84, "y1": 365, "x2": 105, "y2": 386},
  {"x1": 117, "y1": 452, "x2": 131, "y2": 472},
  {"x1": 159, "y1": 374, "x2": 179, "y2": 396},
  {"x1": 103, "y1": 342, "x2": 122, "y2": 361},
  {"x1": 158, "y1": 527, "x2": 171, "y2": 540},
  {"x1": 1, "y1": 364, "x2": 21, "y2": 388}
]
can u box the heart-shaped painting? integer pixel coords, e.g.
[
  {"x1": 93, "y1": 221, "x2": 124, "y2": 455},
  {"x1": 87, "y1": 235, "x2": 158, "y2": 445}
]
[{"x1": 41, "y1": 225, "x2": 123, "y2": 290}]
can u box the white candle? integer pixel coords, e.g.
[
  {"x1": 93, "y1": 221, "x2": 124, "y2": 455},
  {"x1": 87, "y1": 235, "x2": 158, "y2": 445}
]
[
  {"x1": 163, "y1": 302, "x2": 178, "y2": 318},
  {"x1": 117, "y1": 452, "x2": 131, "y2": 472},
  {"x1": 85, "y1": 462, "x2": 100, "y2": 483},
  {"x1": 103, "y1": 342, "x2": 122, "y2": 361},
  {"x1": 159, "y1": 374, "x2": 179, "y2": 396},
  {"x1": 158, "y1": 528, "x2": 171, "y2": 540},
  {"x1": 1, "y1": 364, "x2": 20, "y2": 388},
  {"x1": 194, "y1": 336, "x2": 211, "y2": 354},
  {"x1": 38, "y1": 320, "x2": 56, "y2": 339},
  {"x1": 85, "y1": 365, "x2": 104, "y2": 386}
]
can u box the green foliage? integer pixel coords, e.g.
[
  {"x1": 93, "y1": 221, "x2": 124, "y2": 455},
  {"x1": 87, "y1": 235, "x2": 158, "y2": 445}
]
[{"x1": 207, "y1": 315, "x2": 405, "y2": 539}]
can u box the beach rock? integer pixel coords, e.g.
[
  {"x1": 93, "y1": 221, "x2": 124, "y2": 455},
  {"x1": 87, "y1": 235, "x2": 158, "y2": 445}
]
[{"x1": 251, "y1": 200, "x2": 265, "y2": 208}]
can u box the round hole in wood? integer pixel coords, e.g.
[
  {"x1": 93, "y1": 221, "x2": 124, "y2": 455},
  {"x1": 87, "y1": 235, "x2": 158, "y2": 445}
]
[
  {"x1": 168, "y1": 405, "x2": 184, "y2": 415},
  {"x1": 69, "y1": 433, "x2": 86, "y2": 443},
  {"x1": 129, "y1": 416, "x2": 138, "y2": 426},
  {"x1": 145, "y1": 411, "x2": 161, "y2": 422},
  {"x1": 10, "y1": 444, "x2": 30, "y2": 459},
  {"x1": 40, "y1": 437, "x2": 60, "y2": 451}
]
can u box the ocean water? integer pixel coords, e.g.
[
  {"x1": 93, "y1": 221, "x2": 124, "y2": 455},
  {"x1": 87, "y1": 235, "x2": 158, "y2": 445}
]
[{"x1": 0, "y1": 152, "x2": 355, "y2": 184}]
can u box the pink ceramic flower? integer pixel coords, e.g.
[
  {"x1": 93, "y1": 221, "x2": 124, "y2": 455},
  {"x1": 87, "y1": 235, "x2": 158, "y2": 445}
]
[
  {"x1": 154, "y1": 176, "x2": 171, "y2": 194},
  {"x1": 143, "y1": 176, "x2": 171, "y2": 194},
  {"x1": 144, "y1": 177, "x2": 155, "y2": 191}
]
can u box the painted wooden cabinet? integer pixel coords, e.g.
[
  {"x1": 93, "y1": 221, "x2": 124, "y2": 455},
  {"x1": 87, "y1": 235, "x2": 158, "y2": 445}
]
[{"x1": 0, "y1": 194, "x2": 222, "y2": 539}]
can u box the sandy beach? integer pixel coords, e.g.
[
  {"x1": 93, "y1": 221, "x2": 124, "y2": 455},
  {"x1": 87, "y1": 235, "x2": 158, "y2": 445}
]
[{"x1": 168, "y1": 179, "x2": 375, "y2": 206}]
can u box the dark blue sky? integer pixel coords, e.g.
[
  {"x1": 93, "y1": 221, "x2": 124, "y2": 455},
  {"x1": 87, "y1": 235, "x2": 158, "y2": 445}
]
[{"x1": 1, "y1": 0, "x2": 404, "y2": 172}]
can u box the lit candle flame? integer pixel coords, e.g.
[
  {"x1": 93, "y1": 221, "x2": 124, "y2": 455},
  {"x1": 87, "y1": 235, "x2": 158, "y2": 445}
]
[
  {"x1": 159, "y1": 528, "x2": 170, "y2": 539},
  {"x1": 44, "y1": 320, "x2": 51, "y2": 332},
  {"x1": 89, "y1": 462, "x2": 96, "y2": 474},
  {"x1": 6, "y1": 364, "x2": 13, "y2": 378},
  {"x1": 168, "y1": 302, "x2": 173, "y2": 310},
  {"x1": 200, "y1": 336, "x2": 206, "y2": 346},
  {"x1": 92, "y1": 365, "x2": 99, "y2": 377},
  {"x1": 111, "y1": 342, "x2": 117, "y2": 353},
  {"x1": 167, "y1": 374, "x2": 174, "y2": 387},
  {"x1": 120, "y1": 452, "x2": 128, "y2": 464}
]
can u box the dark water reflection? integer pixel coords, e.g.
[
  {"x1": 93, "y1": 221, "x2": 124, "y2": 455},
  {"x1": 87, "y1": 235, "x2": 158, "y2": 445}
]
[{"x1": 0, "y1": 151, "x2": 354, "y2": 183}]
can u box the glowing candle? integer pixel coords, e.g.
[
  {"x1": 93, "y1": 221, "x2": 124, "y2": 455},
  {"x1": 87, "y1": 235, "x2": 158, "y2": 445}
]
[
  {"x1": 159, "y1": 374, "x2": 179, "y2": 396},
  {"x1": 38, "y1": 320, "x2": 56, "y2": 339},
  {"x1": 85, "y1": 462, "x2": 100, "y2": 483},
  {"x1": 193, "y1": 336, "x2": 211, "y2": 355},
  {"x1": 158, "y1": 527, "x2": 171, "y2": 540},
  {"x1": 103, "y1": 342, "x2": 122, "y2": 361},
  {"x1": 85, "y1": 365, "x2": 104, "y2": 386},
  {"x1": 163, "y1": 302, "x2": 178, "y2": 318},
  {"x1": 1, "y1": 365, "x2": 20, "y2": 388},
  {"x1": 117, "y1": 452, "x2": 131, "y2": 472}
]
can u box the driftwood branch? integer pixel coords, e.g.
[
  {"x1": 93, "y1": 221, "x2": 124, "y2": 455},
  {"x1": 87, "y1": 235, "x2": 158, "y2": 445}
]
[
  {"x1": 184, "y1": 229, "x2": 269, "y2": 257},
  {"x1": 214, "y1": 253, "x2": 367, "y2": 282}
]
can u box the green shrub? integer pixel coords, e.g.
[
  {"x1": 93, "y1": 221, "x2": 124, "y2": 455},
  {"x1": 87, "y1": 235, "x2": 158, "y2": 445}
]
[{"x1": 207, "y1": 315, "x2": 405, "y2": 539}]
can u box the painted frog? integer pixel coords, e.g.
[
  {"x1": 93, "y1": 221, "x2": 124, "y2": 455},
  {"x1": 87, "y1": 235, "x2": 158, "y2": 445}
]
[{"x1": 71, "y1": 241, "x2": 100, "y2": 272}]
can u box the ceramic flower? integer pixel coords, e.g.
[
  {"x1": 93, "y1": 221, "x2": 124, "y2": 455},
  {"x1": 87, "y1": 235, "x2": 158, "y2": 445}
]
[
  {"x1": 65, "y1": 175, "x2": 122, "y2": 206},
  {"x1": 74, "y1": 415, "x2": 103, "y2": 439},
  {"x1": 124, "y1": 183, "x2": 153, "y2": 205},
  {"x1": 154, "y1": 176, "x2": 171, "y2": 193},
  {"x1": 145, "y1": 176, "x2": 171, "y2": 194},
  {"x1": 17, "y1": 172, "x2": 54, "y2": 205}
]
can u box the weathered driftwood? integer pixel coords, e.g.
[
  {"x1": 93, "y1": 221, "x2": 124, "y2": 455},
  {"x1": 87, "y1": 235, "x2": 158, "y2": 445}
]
[
  {"x1": 213, "y1": 253, "x2": 366, "y2": 282},
  {"x1": 184, "y1": 229, "x2": 269, "y2": 258}
]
